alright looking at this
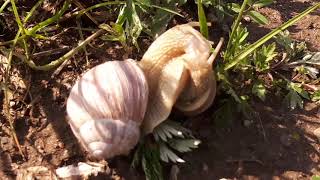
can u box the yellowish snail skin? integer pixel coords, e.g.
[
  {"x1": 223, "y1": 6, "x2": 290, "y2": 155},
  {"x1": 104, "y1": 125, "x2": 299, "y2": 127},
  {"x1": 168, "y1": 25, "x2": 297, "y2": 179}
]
[
  {"x1": 66, "y1": 59, "x2": 148, "y2": 159},
  {"x1": 140, "y1": 24, "x2": 217, "y2": 135},
  {"x1": 66, "y1": 24, "x2": 217, "y2": 159}
]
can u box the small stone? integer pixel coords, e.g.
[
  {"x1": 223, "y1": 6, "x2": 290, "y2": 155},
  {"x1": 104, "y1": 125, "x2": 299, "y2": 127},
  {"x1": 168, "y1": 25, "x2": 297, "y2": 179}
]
[
  {"x1": 243, "y1": 16, "x2": 251, "y2": 22},
  {"x1": 9, "y1": 101, "x2": 15, "y2": 107}
]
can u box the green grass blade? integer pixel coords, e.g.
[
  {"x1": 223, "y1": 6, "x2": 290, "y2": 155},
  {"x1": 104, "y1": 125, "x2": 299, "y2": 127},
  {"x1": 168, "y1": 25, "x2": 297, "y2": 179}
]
[
  {"x1": 197, "y1": 0, "x2": 208, "y2": 38},
  {"x1": 226, "y1": 0, "x2": 248, "y2": 51},
  {"x1": 26, "y1": 0, "x2": 71, "y2": 36},
  {"x1": 76, "y1": 1, "x2": 126, "y2": 18},
  {"x1": 10, "y1": 0, "x2": 25, "y2": 34},
  {"x1": 224, "y1": 3, "x2": 320, "y2": 70},
  {"x1": 24, "y1": 0, "x2": 45, "y2": 24},
  {"x1": 0, "y1": 0, "x2": 10, "y2": 14},
  {"x1": 150, "y1": 4, "x2": 184, "y2": 17}
]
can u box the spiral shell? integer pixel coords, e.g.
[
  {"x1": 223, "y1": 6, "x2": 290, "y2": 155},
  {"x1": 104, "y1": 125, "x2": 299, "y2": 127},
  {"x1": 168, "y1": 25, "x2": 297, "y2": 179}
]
[
  {"x1": 66, "y1": 59, "x2": 148, "y2": 159},
  {"x1": 139, "y1": 24, "x2": 217, "y2": 134}
]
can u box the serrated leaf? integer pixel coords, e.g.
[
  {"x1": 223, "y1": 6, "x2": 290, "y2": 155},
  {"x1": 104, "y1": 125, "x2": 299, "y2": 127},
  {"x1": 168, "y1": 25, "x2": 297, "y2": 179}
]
[
  {"x1": 302, "y1": 54, "x2": 312, "y2": 61},
  {"x1": 141, "y1": 145, "x2": 164, "y2": 180},
  {"x1": 138, "y1": 0, "x2": 186, "y2": 38},
  {"x1": 153, "y1": 120, "x2": 192, "y2": 142},
  {"x1": 308, "y1": 52, "x2": 320, "y2": 65},
  {"x1": 304, "y1": 66, "x2": 319, "y2": 79},
  {"x1": 168, "y1": 139, "x2": 201, "y2": 153},
  {"x1": 253, "y1": 43, "x2": 277, "y2": 71},
  {"x1": 248, "y1": 10, "x2": 269, "y2": 25},
  {"x1": 252, "y1": 82, "x2": 266, "y2": 101},
  {"x1": 230, "y1": 3, "x2": 241, "y2": 13},
  {"x1": 284, "y1": 89, "x2": 303, "y2": 110},
  {"x1": 159, "y1": 143, "x2": 185, "y2": 163},
  {"x1": 116, "y1": 1, "x2": 142, "y2": 48},
  {"x1": 156, "y1": 127, "x2": 168, "y2": 142},
  {"x1": 129, "y1": 1, "x2": 143, "y2": 48},
  {"x1": 290, "y1": 83, "x2": 310, "y2": 100},
  {"x1": 131, "y1": 142, "x2": 143, "y2": 169}
]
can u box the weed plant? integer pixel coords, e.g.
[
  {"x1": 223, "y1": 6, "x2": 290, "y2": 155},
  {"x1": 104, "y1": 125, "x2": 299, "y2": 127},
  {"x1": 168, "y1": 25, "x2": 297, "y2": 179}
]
[{"x1": 0, "y1": 0, "x2": 319, "y2": 180}]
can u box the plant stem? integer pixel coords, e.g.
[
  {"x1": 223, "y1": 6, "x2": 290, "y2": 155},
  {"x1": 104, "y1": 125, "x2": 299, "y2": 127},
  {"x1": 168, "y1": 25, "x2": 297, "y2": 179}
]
[
  {"x1": 24, "y1": 0, "x2": 45, "y2": 23},
  {"x1": 19, "y1": 29, "x2": 105, "y2": 71},
  {"x1": 224, "y1": 3, "x2": 320, "y2": 70},
  {"x1": 0, "y1": 0, "x2": 10, "y2": 14},
  {"x1": 10, "y1": 0, "x2": 26, "y2": 34},
  {"x1": 3, "y1": 27, "x2": 26, "y2": 160},
  {"x1": 26, "y1": 0, "x2": 71, "y2": 36},
  {"x1": 76, "y1": 1, "x2": 126, "y2": 18},
  {"x1": 226, "y1": 0, "x2": 248, "y2": 51}
]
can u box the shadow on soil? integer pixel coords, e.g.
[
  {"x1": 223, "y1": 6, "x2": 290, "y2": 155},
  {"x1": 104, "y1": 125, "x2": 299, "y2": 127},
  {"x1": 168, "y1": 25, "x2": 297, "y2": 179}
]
[{"x1": 175, "y1": 97, "x2": 320, "y2": 180}]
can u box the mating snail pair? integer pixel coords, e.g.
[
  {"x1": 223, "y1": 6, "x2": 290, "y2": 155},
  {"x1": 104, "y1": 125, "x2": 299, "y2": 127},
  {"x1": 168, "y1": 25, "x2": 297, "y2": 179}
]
[{"x1": 66, "y1": 24, "x2": 219, "y2": 160}]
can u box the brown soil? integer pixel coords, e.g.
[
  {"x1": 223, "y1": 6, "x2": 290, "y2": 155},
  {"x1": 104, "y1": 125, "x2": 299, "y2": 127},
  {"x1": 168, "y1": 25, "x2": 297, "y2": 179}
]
[{"x1": 0, "y1": 0, "x2": 320, "y2": 180}]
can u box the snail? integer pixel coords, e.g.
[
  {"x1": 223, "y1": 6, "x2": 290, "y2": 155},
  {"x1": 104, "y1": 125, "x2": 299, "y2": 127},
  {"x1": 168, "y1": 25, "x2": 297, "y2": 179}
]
[
  {"x1": 139, "y1": 24, "x2": 217, "y2": 134},
  {"x1": 66, "y1": 59, "x2": 149, "y2": 159},
  {"x1": 66, "y1": 24, "x2": 219, "y2": 159}
]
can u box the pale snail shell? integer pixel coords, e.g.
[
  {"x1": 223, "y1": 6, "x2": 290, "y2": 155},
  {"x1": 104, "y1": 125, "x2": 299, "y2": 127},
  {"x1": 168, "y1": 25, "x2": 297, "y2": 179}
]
[
  {"x1": 66, "y1": 59, "x2": 148, "y2": 159},
  {"x1": 66, "y1": 24, "x2": 216, "y2": 159},
  {"x1": 140, "y1": 24, "x2": 217, "y2": 134}
]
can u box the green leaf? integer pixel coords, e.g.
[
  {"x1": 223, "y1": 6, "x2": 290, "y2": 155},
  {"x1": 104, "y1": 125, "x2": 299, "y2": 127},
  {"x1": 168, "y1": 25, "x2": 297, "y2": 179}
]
[
  {"x1": 201, "y1": 0, "x2": 217, "y2": 6},
  {"x1": 128, "y1": 1, "x2": 143, "y2": 48},
  {"x1": 225, "y1": 3, "x2": 320, "y2": 71},
  {"x1": 142, "y1": 145, "x2": 164, "y2": 180},
  {"x1": 290, "y1": 83, "x2": 310, "y2": 100},
  {"x1": 311, "y1": 90, "x2": 320, "y2": 102},
  {"x1": 131, "y1": 142, "x2": 143, "y2": 169},
  {"x1": 224, "y1": 24, "x2": 249, "y2": 62},
  {"x1": 99, "y1": 23, "x2": 126, "y2": 43},
  {"x1": 253, "y1": 0, "x2": 274, "y2": 8},
  {"x1": 230, "y1": 3, "x2": 241, "y2": 13},
  {"x1": 248, "y1": 10, "x2": 269, "y2": 25},
  {"x1": 253, "y1": 43, "x2": 277, "y2": 71},
  {"x1": 168, "y1": 139, "x2": 201, "y2": 153},
  {"x1": 116, "y1": 1, "x2": 143, "y2": 48},
  {"x1": 159, "y1": 143, "x2": 185, "y2": 163},
  {"x1": 284, "y1": 88, "x2": 303, "y2": 110},
  {"x1": 139, "y1": 0, "x2": 186, "y2": 38},
  {"x1": 308, "y1": 52, "x2": 320, "y2": 66},
  {"x1": 252, "y1": 82, "x2": 266, "y2": 101},
  {"x1": 197, "y1": 0, "x2": 209, "y2": 38},
  {"x1": 312, "y1": 175, "x2": 320, "y2": 180},
  {"x1": 153, "y1": 120, "x2": 192, "y2": 142},
  {"x1": 284, "y1": 82, "x2": 309, "y2": 110}
]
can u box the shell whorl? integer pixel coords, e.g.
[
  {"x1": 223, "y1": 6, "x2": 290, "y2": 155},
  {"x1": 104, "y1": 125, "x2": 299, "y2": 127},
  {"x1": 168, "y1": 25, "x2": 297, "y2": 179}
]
[
  {"x1": 71, "y1": 118, "x2": 140, "y2": 159},
  {"x1": 66, "y1": 59, "x2": 148, "y2": 159}
]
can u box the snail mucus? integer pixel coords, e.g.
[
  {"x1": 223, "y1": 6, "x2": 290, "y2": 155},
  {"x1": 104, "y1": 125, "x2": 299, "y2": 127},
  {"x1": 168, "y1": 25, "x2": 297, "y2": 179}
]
[{"x1": 66, "y1": 24, "x2": 220, "y2": 160}]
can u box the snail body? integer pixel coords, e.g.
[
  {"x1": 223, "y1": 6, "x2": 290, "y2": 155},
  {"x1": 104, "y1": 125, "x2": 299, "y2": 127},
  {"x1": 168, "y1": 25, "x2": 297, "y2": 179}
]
[
  {"x1": 139, "y1": 24, "x2": 217, "y2": 134},
  {"x1": 66, "y1": 59, "x2": 148, "y2": 159}
]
